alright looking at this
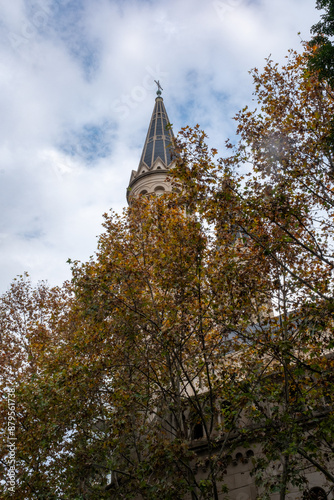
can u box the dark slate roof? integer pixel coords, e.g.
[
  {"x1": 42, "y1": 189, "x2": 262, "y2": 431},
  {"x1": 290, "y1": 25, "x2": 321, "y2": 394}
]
[{"x1": 138, "y1": 96, "x2": 174, "y2": 170}]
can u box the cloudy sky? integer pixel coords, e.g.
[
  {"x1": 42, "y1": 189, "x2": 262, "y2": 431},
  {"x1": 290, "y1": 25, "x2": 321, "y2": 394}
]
[{"x1": 0, "y1": 0, "x2": 321, "y2": 292}]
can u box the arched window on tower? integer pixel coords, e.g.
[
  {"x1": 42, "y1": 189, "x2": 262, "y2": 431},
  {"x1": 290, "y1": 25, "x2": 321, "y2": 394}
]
[
  {"x1": 154, "y1": 186, "x2": 165, "y2": 196},
  {"x1": 192, "y1": 423, "x2": 204, "y2": 440},
  {"x1": 303, "y1": 487, "x2": 328, "y2": 500},
  {"x1": 140, "y1": 189, "x2": 148, "y2": 195}
]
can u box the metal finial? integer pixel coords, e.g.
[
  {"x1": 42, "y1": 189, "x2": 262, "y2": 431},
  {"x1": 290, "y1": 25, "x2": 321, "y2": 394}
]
[{"x1": 154, "y1": 80, "x2": 163, "y2": 96}]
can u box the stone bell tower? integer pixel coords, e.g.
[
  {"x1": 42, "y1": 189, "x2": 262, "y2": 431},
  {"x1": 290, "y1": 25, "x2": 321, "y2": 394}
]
[{"x1": 126, "y1": 82, "x2": 175, "y2": 204}]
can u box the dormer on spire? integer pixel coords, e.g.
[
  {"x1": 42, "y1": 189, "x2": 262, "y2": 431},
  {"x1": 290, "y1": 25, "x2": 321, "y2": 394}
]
[{"x1": 127, "y1": 86, "x2": 175, "y2": 204}]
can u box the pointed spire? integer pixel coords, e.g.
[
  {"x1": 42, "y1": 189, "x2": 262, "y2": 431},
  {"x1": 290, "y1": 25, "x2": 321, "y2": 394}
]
[
  {"x1": 127, "y1": 88, "x2": 175, "y2": 204},
  {"x1": 138, "y1": 94, "x2": 174, "y2": 170}
]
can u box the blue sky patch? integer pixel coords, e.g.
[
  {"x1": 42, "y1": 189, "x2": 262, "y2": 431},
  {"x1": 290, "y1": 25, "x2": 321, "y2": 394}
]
[
  {"x1": 39, "y1": 0, "x2": 102, "y2": 80},
  {"x1": 60, "y1": 122, "x2": 114, "y2": 163}
]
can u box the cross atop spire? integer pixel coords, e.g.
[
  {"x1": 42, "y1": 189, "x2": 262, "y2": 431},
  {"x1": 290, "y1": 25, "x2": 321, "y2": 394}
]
[{"x1": 154, "y1": 80, "x2": 163, "y2": 96}]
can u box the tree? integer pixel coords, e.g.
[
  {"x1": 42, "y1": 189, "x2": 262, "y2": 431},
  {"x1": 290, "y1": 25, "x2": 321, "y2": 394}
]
[
  {"x1": 170, "y1": 45, "x2": 334, "y2": 498},
  {"x1": 309, "y1": 1, "x2": 334, "y2": 87},
  {"x1": 67, "y1": 196, "x2": 271, "y2": 499},
  {"x1": 0, "y1": 197, "x2": 274, "y2": 499},
  {"x1": 0, "y1": 275, "x2": 74, "y2": 499}
]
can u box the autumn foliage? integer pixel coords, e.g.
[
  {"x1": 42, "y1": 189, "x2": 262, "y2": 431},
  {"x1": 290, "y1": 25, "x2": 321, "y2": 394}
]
[{"x1": 1, "y1": 46, "x2": 334, "y2": 499}]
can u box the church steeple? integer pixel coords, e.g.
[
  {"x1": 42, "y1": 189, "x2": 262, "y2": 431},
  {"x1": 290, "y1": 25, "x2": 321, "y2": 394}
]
[{"x1": 126, "y1": 84, "x2": 175, "y2": 204}]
